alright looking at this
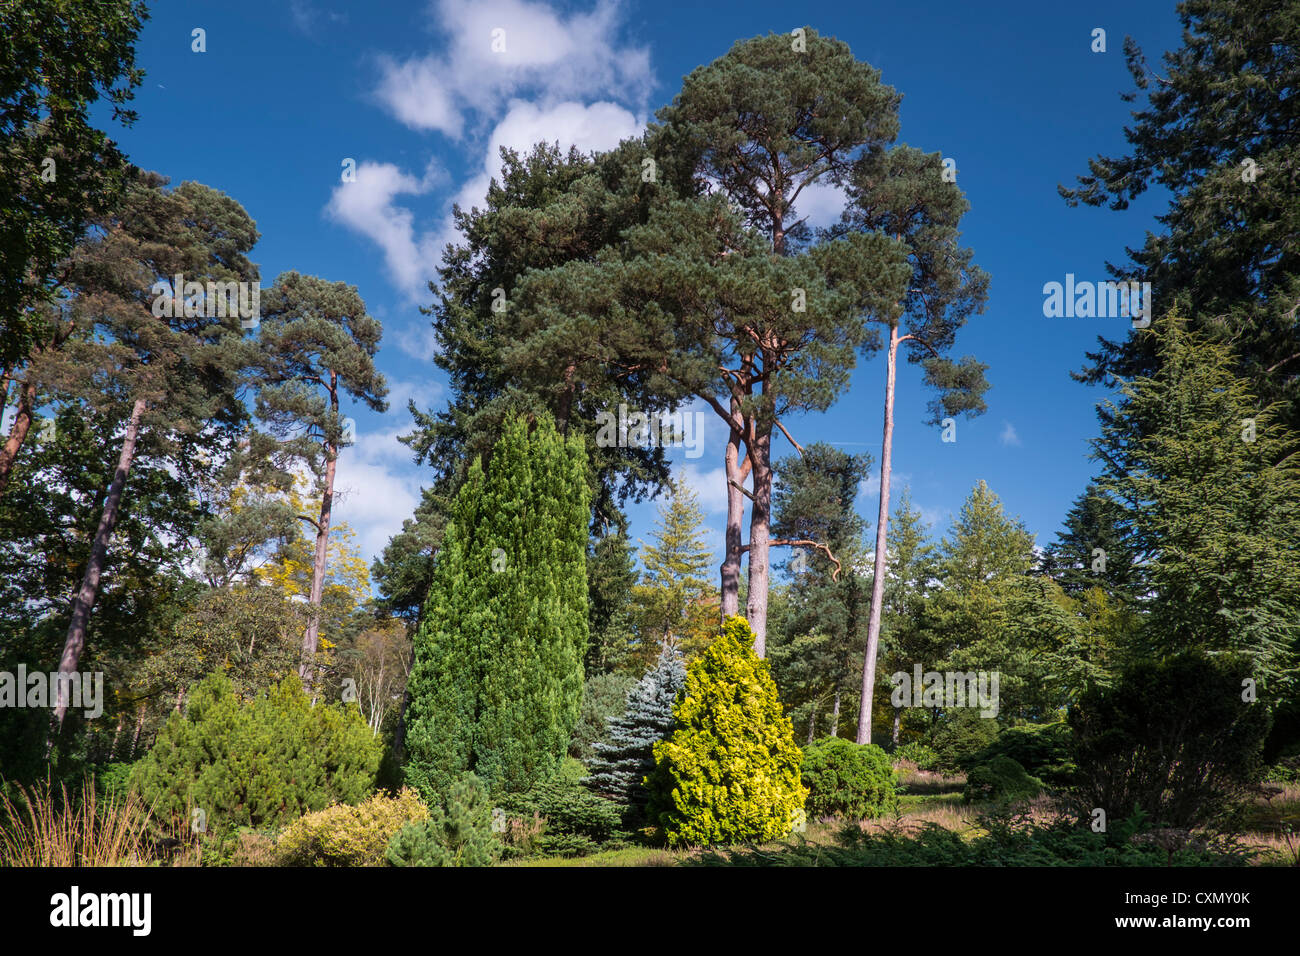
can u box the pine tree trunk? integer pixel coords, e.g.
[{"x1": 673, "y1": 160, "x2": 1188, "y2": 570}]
[
  {"x1": 301, "y1": 439, "x2": 336, "y2": 691},
  {"x1": 892, "y1": 707, "x2": 901, "y2": 745},
  {"x1": 720, "y1": 423, "x2": 744, "y2": 618},
  {"x1": 745, "y1": 430, "x2": 773, "y2": 656},
  {"x1": 831, "y1": 691, "x2": 841, "y2": 738},
  {"x1": 807, "y1": 707, "x2": 817, "y2": 744},
  {"x1": 51, "y1": 396, "x2": 146, "y2": 730},
  {"x1": 0, "y1": 378, "x2": 38, "y2": 497},
  {"x1": 857, "y1": 324, "x2": 900, "y2": 745}
]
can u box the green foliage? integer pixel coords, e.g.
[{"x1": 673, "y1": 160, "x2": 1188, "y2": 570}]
[
  {"x1": 891, "y1": 742, "x2": 939, "y2": 771},
  {"x1": 1069, "y1": 653, "x2": 1273, "y2": 828},
  {"x1": 1092, "y1": 317, "x2": 1300, "y2": 703},
  {"x1": 130, "y1": 672, "x2": 380, "y2": 833},
  {"x1": 1062, "y1": 1, "x2": 1300, "y2": 436},
  {"x1": 632, "y1": 479, "x2": 716, "y2": 661},
  {"x1": 648, "y1": 616, "x2": 807, "y2": 847},
  {"x1": 699, "y1": 814, "x2": 1249, "y2": 867},
  {"x1": 0, "y1": 0, "x2": 148, "y2": 369},
  {"x1": 498, "y1": 779, "x2": 626, "y2": 858},
  {"x1": 385, "y1": 774, "x2": 499, "y2": 867},
  {"x1": 965, "y1": 722, "x2": 1076, "y2": 786},
  {"x1": 273, "y1": 788, "x2": 429, "y2": 867},
  {"x1": 770, "y1": 445, "x2": 872, "y2": 740},
  {"x1": 963, "y1": 756, "x2": 1044, "y2": 804},
  {"x1": 557, "y1": 757, "x2": 588, "y2": 786},
  {"x1": 928, "y1": 710, "x2": 999, "y2": 774},
  {"x1": 1040, "y1": 484, "x2": 1139, "y2": 601},
  {"x1": 569, "y1": 672, "x2": 635, "y2": 762},
  {"x1": 403, "y1": 411, "x2": 591, "y2": 799},
  {"x1": 801, "y1": 738, "x2": 898, "y2": 820}
]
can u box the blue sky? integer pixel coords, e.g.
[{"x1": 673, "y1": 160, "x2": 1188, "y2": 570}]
[{"x1": 104, "y1": 0, "x2": 1185, "y2": 577}]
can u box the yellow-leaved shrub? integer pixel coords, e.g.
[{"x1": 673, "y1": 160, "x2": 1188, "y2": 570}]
[{"x1": 273, "y1": 788, "x2": 429, "y2": 866}]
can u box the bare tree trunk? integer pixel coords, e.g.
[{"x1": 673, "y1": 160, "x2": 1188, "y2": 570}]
[
  {"x1": 109, "y1": 714, "x2": 124, "y2": 759},
  {"x1": 857, "y1": 324, "x2": 900, "y2": 745},
  {"x1": 51, "y1": 396, "x2": 146, "y2": 730},
  {"x1": 806, "y1": 706, "x2": 817, "y2": 744},
  {"x1": 301, "y1": 439, "x2": 336, "y2": 691},
  {"x1": 130, "y1": 703, "x2": 146, "y2": 759},
  {"x1": 720, "y1": 422, "x2": 744, "y2": 618},
  {"x1": 745, "y1": 430, "x2": 773, "y2": 656},
  {"x1": 892, "y1": 707, "x2": 901, "y2": 746},
  {"x1": 0, "y1": 378, "x2": 38, "y2": 496},
  {"x1": 831, "y1": 691, "x2": 841, "y2": 738}
]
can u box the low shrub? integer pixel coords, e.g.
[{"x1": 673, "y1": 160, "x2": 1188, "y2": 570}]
[
  {"x1": 802, "y1": 738, "x2": 898, "y2": 820},
  {"x1": 131, "y1": 673, "x2": 380, "y2": 836},
  {"x1": 557, "y1": 757, "x2": 588, "y2": 786},
  {"x1": 963, "y1": 756, "x2": 1044, "y2": 804},
  {"x1": 497, "y1": 779, "x2": 625, "y2": 857},
  {"x1": 230, "y1": 829, "x2": 278, "y2": 867},
  {"x1": 963, "y1": 722, "x2": 1075, "y2": 786},
  {"x1": 385, "y1": 774, "x2": 498, "y2": 867},
  {"x1": 273, "y1": 788, "x2": 429, "y2": 866},
  {"x1": 696, "y1": 813, "x2": 1250, "y2": 867}
]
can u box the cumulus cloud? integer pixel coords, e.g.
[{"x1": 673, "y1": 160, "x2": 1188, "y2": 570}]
[
  {"x1": 374, "y1": 0, "x2": 652, "y2": 137},
  {"x1": 329, "y1": 1, "x2": 650, "y2": 305},
  {"x1": 325, "y1": 161, "x2": 444, "y2": 298}
]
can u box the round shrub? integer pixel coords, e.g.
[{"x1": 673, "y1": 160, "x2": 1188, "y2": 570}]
[
  {"x1": 385, "y1": 774, "x2": 499, "y2": 867},
  {"x1": 963, "y1": 722, "x2": 1075, "y2": 786},
  {"x1": 963, "y1": 756, "x2": 1043, "y2": 804},
  {"x1": 802, "y1": 738, "x2": 898, "y2": 820},
  {"x1": 647, "y1": 616, "x2": 807, "y2": 847},
  {"x1": 497, "y1": 779, "x2": 625, "y2": 857},
  {"x1": 273, "y1": 788, "x2": 429, "y2": 866},
  {"x1": 130, "y1": 673, "x2": 380, "y2": 834}
]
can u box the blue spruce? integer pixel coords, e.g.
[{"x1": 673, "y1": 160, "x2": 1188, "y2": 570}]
[{"x1": 584, "y1": 644, "x2": 686, "y2": 822}]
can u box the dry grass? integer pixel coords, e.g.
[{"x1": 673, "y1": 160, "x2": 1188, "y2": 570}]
[
  {"x1": 894, "y1": 763, "x2": 965, "y2": 795},
  {"x1": 0, "y1": 778, "x2": 159, "y2": 867}
]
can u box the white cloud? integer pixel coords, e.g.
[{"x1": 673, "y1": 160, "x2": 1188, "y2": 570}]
[
  {"x1": 385, "y1": 376, "x2": 445, "y2": 414},
  {"x1": 325, "y1": 161, "x2": 444, "y2": 299},
  {"x1": 374, "y1": 0, "x2": 652, "y2": 137},
  {"x1": 792, "y1": 179, "x2": 847, "y2": 231},
  {"x1": 857, "y1": 469, "x2": 911, "y2": 504},
  {"x1": 333, "y1": 427, "x2": 424, "y2": 564},
  {"x1": 390, "y1": 322, "x2": 440, "y2": 363},
  {"x1": 677, "y1": 463, "x2": 731, "y2": 517},
  {"x1": 999, "y1": 421, "x2": 1021, "y2": 447},
  {"x1": 345, "y1": 96, "x2": 644, "y2": 306}
]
